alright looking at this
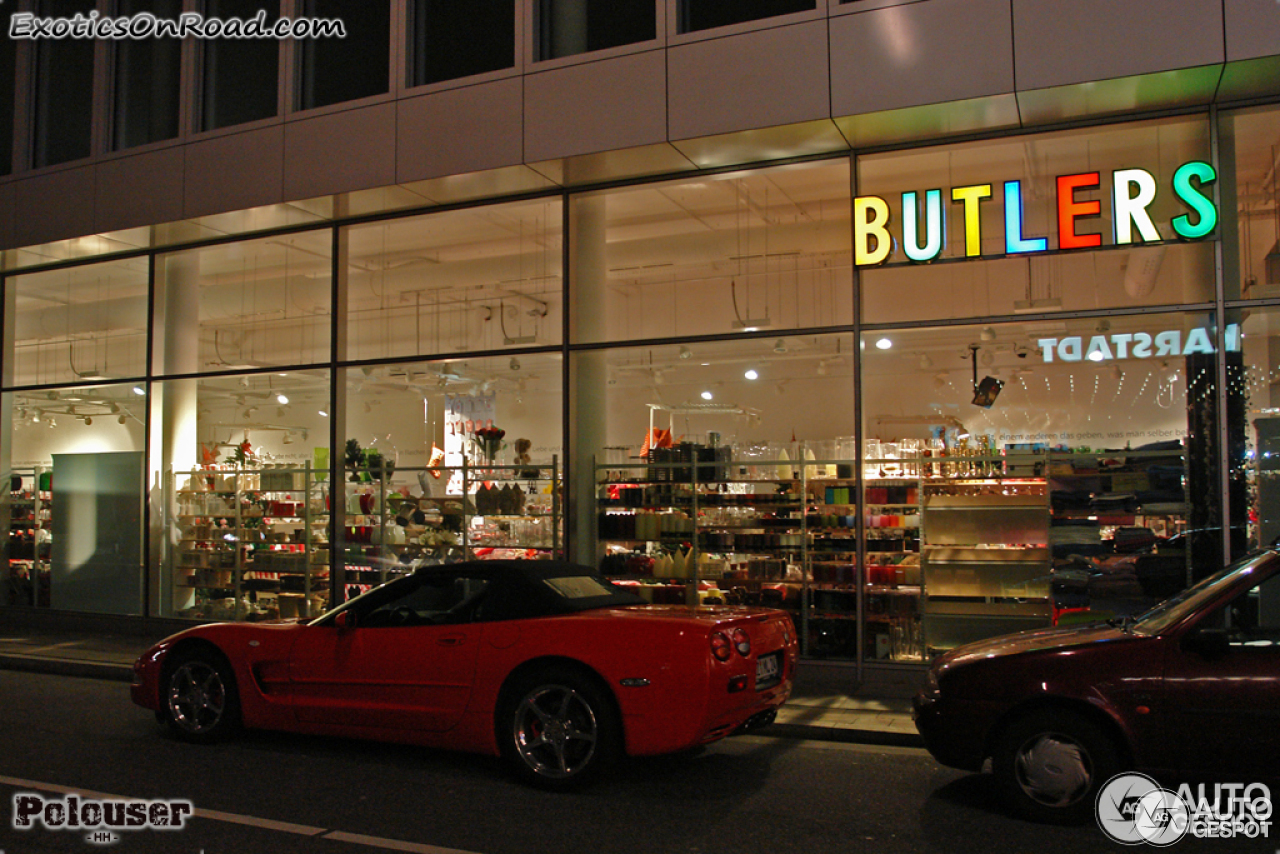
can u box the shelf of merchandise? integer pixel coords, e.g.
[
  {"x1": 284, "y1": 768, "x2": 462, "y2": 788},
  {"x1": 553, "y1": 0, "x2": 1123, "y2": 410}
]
[
  {"x1": 338, "y1": 458, "x2": 561, "y2": 598},
  {"x1": 920, "y1": 470, "x2": 1051, "y2": 656},
  {"x1": 172, "y1": 465, "x2": 328, "y2": 621},
  {"x1": 6, "y1": 466, "x2": 52, "y2": 607},
  {"x1": 595, "y1": 455, "x2": 806, "y2": 612}
]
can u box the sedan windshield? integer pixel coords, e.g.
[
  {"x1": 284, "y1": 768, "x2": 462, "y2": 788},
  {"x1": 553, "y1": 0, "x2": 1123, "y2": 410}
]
[{"x1": 1132, "y1": 551, "x2": 1275, "y2": 635}]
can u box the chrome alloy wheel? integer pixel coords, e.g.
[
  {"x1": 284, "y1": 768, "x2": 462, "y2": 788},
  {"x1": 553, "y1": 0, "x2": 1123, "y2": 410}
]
[
  {"x1": 167, "y1": 659, "x2": 228, "y2": 736},
  {"x1": 512, "y1": 684, "x2": 599, "y2": 780},
  {"x1": 1012, "y1": 731, "x2": 1092, "y2": 809}
]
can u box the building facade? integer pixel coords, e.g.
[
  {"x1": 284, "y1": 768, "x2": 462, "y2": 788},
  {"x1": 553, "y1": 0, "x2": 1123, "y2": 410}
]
[{"x1": 3, "y1": 0, "x2": 1280, "y2": 669}]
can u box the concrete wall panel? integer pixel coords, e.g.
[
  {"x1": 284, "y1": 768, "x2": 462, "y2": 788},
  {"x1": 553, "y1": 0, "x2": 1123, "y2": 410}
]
[
  {"x1": 397, "y1": 79, "x2": 524, "y2": 183},
  {"x1": 284, "y1": 103, "x2": 397, "y2": 201}
]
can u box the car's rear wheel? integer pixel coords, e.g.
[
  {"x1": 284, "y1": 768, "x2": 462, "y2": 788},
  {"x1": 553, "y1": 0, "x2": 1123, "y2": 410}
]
[
  {"x1": 162, "y1": 649, "x2": 241, "y2": 743},
  {"x1": 994, "y1": 709, "x2": 1120, "y2": 825},
  {"x1": 498, "y1": 666, "x2": 620, "y2": 790}
]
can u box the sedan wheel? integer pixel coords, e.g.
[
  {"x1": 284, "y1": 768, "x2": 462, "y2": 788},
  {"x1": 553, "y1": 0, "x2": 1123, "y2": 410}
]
[
  {"x1": 994, "y1": 709, "x2": 1120, "y2": 825},
  {"x1": 164, "y1": 652, "x2": 240, "y2": 743},
  {"x1": 500, "y1": 668, "x2": 619, "y2": 789}
]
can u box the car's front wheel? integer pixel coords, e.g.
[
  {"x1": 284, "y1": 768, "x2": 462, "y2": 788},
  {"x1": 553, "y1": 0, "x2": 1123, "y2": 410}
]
[
  {"x1": 993, "y1": 708, "x2": 1121, "y2": 825},
  {"x1": 498, "y1": 666, "x2": 620, "y2": 790},
  {"x1": 162, "y1": 649, "x2": 241, "y2": 743}
]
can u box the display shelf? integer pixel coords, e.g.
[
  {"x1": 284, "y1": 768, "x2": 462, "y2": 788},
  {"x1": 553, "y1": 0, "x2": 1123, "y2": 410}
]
[{"x1": 6, "y1": 467, "x2": 52, "y2": 607}]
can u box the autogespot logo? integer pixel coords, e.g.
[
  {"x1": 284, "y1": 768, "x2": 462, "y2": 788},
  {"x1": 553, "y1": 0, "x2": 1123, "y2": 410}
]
[
  {"x1": 1097, "y1": 773, "x2": 1188, "y2": 846},
  {"x1": 1097, "y1": 773, "x2": 1273, "y2": 845}
]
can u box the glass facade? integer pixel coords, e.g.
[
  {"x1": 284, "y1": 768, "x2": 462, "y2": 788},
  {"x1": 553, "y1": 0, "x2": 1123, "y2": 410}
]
[{"x1": 4, "y1": 106, "x2": 1278, "y2": 669}]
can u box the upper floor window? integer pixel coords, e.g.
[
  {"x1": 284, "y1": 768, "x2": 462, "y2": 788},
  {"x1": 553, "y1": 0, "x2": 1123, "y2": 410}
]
[
  {"x1": 0, "y1": 6, "x2": 17, "y2": 174},
  {"x1": 32, "y1": 0, "x2": 95, "y2": 168},
  {"x1": 298, "y1": 0, "x2": 389, "y2": 110},
  {"x1": 679, "y1": 0, "x2": 815, "y2": 34},
  {"x1": 408, "y1": 0, "x2": 514, "y2": 88},
  {"x1": 537, "y1": 0, "x2": 655, "y2": 60},
  {"x1": 113, "y1": 0, "x2": 182, "y2": 150},
  {"x1": 200, "y1": 0, "x2": 279, "y2": 131}
]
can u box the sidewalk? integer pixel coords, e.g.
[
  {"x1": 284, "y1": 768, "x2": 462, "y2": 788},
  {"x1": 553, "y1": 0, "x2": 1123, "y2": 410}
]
[{"x1": 0, "y1": 625, "x2": 925, "y2": 748}]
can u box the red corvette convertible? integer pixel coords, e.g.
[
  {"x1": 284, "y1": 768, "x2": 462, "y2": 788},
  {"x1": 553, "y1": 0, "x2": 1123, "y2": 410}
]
[{"x1": 132, "y1": 560, "x2": 798, "y2": 788}]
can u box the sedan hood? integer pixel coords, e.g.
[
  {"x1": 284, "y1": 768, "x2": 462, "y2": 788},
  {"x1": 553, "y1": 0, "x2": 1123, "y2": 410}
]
[{"x1": 937, "y1": 622, "x2": 1139, "y2": 672}]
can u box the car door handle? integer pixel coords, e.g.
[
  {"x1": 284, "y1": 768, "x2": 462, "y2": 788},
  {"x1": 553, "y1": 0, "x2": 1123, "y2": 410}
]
[{"x1": 438, "y1": 635, "x2": 465, "y2": 646}]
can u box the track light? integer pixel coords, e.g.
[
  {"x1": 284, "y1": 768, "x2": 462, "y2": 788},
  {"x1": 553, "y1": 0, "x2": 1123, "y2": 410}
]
[
  {"x1": 118, "y1": 414, "x2": 128, "y2": 424},
  {"x1": 744, "y1": 368, "x2": 759, "y2": 380},
  {"x1": 701, "y1": 390, "x2": 713, "y2": 400},
  {"x1": 772, "y1": 339, "x2": 787, "y2": 354},
  {"x1": 276, "y1": 394, "x2": 289, "y2": 405},
  {"x1": 83, "y1": 416, "x2": 92, "y2": 426},
  {"x1": 678, "y1": 346, "x2": 693, "y2": 360},
  {"x1": 509, "y1": 357, "x2": 521, "y2": 371}
]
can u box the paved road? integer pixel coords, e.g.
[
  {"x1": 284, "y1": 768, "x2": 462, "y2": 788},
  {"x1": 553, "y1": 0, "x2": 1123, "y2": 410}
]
[{"x1": 0, "y1": 671, "x2": 1271, "y2": 854}]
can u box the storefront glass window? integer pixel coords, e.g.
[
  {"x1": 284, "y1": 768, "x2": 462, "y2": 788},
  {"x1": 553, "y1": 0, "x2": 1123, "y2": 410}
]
[
  {"x1": 155, "y1": 369, "x2": 331, "y2": 621},
  {"x1": 153, "y1": 230, "x2": 333, "y2": 376},
  {"x1": 1225, "y1": 106, "x2": 1280, "y2": 302},
  {"x1": 336, "y1": 353, "x2": 563, "y2": 603},
  {"x1": 858, "y1": 117, "x2": 1216, "y2": 324},
  {"x1": 584, "y1": 335, "x2": 854, "y2": 653},
  {"x1": 343, "y1": 198, "x2": 562, "y2": 361},
  {"x1": 538, "y1": 0, "x2": 656, "y2": 60},
  {"x1": 570, "y1": 160, "x2": 852, "y2": 345},
  {"x1": 4, "y1": 258, "x2": 150, "y2": 387},
  {"x1": 859, "y1": 313, "x2": 1220, "y2": 659},
  {"x1": 298, "y1": 0, "x2": 390, "y2": 110},
  {"x1": 1235, "y1": 306, "x2": 1280, "y2": 562},
  {"x1": 4, "y1": 383, "x2": 147, "y2": 612}
]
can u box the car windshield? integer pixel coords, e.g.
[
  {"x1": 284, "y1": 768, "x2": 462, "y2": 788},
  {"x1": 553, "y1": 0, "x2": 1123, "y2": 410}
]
[{"x1": 1132, "y1": 551, "x2": 1275, "y2": 636}]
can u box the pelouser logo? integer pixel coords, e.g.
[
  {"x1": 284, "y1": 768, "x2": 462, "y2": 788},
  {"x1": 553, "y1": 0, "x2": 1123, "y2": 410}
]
[{"x1": 11, "y1": 792, "x2": 192, "y2": 846}]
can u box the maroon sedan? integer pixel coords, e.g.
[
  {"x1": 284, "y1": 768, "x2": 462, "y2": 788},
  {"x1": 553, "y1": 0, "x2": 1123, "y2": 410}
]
[{"x1": 913, "y1": 549, "x2": 1280, "y2": 823}]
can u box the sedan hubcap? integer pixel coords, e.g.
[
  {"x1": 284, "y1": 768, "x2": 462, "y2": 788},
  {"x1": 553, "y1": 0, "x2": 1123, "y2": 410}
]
[
  {"x1": 513, "y1": 685, "x2": 598, "y2": 779},
  {"x1": 1015, "y1": 733, "x2": 1091, "y2": 808},
  {"x1": 167, "y1": 661, "x2": 226, "y2": 734}
]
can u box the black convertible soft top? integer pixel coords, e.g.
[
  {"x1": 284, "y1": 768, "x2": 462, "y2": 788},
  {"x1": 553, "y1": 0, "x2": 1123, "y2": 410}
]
[{"x1": 317, "y1": 560, "x2": 645, "y2": 625}]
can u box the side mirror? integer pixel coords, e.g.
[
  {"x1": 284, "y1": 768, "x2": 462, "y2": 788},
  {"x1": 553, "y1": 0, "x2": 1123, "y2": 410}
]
[
  {"x1": 1182, "y1": 627, "x2": 1230, "y2": 659},
  {"x1": 334, "y1": 610, "x2": 356, "y2": 632}
]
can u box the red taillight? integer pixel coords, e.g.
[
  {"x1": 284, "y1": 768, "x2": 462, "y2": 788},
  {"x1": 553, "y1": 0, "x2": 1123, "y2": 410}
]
[
  {"x1": 730, "y1": 628, "x2": 751, "y2": 657},
  {"x1": 711, "y1": 631, "x2": 732, "y2": 662}
]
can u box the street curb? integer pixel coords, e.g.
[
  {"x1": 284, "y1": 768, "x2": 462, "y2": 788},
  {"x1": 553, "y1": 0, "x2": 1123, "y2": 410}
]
[
  {"x1": 767, "y1": 722, "x2": 924, "y2": 748},
  {"x1": 0, "y1": 654, "x2": 134, "y2": 683}
]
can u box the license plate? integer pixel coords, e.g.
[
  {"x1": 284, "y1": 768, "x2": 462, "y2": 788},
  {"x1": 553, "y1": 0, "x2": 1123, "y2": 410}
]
[{"x1": 755, "y1": 652, "x2": 781, "y2": 690}]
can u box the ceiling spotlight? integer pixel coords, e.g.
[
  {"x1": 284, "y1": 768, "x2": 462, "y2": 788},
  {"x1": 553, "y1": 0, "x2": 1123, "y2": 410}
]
[
  {"x1": 678, "y1": 346, "x2": 693, "y2": 360},
  {"x1": 118, "y1": 414, "x2": 128, "y2": 424},
  {"x1": 1087, "y1": 349, "x2": 1105, "y2": 362},
  {"x1": 276, "y1": 393, "x2": 289, "y2": 405},
  {"x1": 653, "y1": 369, "x2": 665, "y2": 386},
  {"x1": 772, "y1": 339, "x2": 787, "y2": 354},
  {"x1": 242, "y1": 407, "x2": 256, "y2": 419},
  {"x1": 744, "y1": 368, "x2": 759, "y2": 381},
  {"x1": 132, "y1": 386, "x2": 145, "y2": 396},
  {"x1": 817, "y1": 360, "x2": 828, "y2": 376},
  {"x1": 981, "y1": 350, "x2": 995, "y2": 367},
  {"x1": 1096, "y1": 319, "x2": 1112, "y2": 333},
  {"x1": 875, "y1": 337, "x2": 893, "y2": 350},
  {"x1": 283, "y1": 432, "x2": 294, "y2": 445},
  {"x1": 980, "y1": 327, "x2": 997, "y2": 342},
  {"x1": 48, "y1": 418, "x2": 57, "y2": 428},
  {"x1": 83, "y1": 416, "x2": 93, "y2": 426},
  {"x1": 701, "y1": 390, "x2": 714, "y2": 400},
  {"x1": 509, "y1": 357, "x2": 520, "y2": 371},
  {"x1": 319, "y1": 409, "x2": 328, "y2": 417},
  {"x1": 919, "y1": 354, "x2": 933, "y2": 369}
]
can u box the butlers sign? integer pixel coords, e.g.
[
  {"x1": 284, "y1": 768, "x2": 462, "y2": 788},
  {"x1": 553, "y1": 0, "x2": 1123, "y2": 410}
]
[{"x1": 853, "y1": 162, "x2": 1217, "y2": 265}]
